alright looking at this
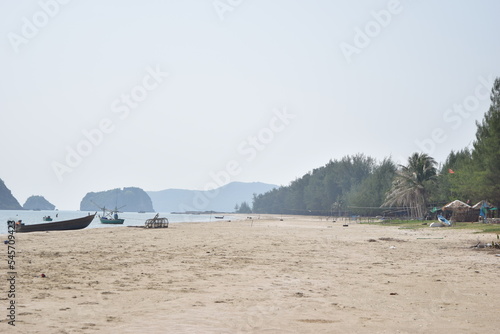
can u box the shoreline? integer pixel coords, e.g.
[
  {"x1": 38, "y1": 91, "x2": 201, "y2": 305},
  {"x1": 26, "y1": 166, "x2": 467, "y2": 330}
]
[{"x1": 2, "y1": 215, "x2": 499, "y2": 333}]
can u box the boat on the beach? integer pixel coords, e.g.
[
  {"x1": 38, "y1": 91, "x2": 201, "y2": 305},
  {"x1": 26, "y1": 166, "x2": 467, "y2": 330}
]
[
  {"x1": 98, "y1": 208, "x2": 125, "y2": 224},
  {"x1": 94, "y1": 202, "x2": 126, "y2": 224},
  {"x1": 99, "y1": 208, "x2": 125, "y2": 224},
  {"x1": 14, "y1": 213, "x2": 96, "y2": 233},
  {"x1": 437, "y1": 214, "x2": 451, "y2": 226},
  {"x1": 100, "y1": 214, "x2": 125, "y2": 224}
]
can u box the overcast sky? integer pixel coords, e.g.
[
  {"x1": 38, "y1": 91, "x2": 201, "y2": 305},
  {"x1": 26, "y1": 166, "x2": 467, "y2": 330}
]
[{"x1": 1, "y1": 0, "x2": 499, "y2": 210}]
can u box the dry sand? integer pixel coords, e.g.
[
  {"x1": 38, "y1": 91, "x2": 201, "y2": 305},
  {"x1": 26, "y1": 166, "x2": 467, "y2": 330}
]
[{"x1": 2, "y1": 215, "x2": 500, "y2": 333}]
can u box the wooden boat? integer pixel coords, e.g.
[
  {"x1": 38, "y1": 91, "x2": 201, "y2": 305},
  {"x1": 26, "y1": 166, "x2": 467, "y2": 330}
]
[
  {"x1": 15, "y1": 213, "x2": 96, "y2": 233},
  {"x1": 99, "y1": 208, "x2": 125, "y2": 224},
  {"x1": 94, "y1": 203, "x2": 126, "y2": 224},
  {"x1": 437, "y1": 214, "x2": 451, "y2": 226},
  {"x1": 100, "y1": 215, "x2": 125, "y2": 224}
]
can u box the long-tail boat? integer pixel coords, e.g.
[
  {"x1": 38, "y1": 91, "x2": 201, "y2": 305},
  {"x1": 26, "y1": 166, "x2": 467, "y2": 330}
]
[{"x1": 14, "y1": 213, "x2": 96, "y2": 233}]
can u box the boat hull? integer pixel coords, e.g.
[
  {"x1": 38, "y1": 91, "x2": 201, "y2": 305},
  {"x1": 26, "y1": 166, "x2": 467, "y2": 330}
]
[
  {"x1": 15, "y1": 213, "x2": 96, "y2": 233},
  {"x1": 100, "y1": 218, "x2": 125, "y2": 224}
]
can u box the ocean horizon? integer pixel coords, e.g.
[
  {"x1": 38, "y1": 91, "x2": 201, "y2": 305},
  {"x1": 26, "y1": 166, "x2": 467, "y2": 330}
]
[{"x1": 0, "y1": 210, "x2": 235, "y2": 235}]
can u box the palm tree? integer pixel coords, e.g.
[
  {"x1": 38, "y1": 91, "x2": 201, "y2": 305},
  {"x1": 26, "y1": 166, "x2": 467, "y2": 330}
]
[{"x1": 382, "y1": 153, "x2": 437, "y2": 218}]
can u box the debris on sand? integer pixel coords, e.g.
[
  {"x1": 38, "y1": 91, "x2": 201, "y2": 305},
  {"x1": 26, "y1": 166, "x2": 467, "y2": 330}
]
[
  {"x1": 471, "y1": 241, "x2": 500, "y2": 249},
  {"x1": 379, "y1": 237, "x2": 406, "y2": 242}
]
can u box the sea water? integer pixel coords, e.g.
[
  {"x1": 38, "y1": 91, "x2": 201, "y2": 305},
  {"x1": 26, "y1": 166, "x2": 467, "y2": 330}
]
[{"x1": 0, "y1": 210, "x2": 234, "y2": 235}]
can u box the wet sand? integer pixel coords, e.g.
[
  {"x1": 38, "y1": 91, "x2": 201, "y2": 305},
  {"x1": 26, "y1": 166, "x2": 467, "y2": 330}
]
[{"x1": 2, "y1": 215, "x2": 500, "y2": 333}]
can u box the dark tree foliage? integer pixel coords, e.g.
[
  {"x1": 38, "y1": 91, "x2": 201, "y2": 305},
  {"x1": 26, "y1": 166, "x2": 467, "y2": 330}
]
[
  {"x1": 348, "y1": 158, "x2": 396, "y2": 216},
  {"x1": 471, "y1": 77, "x2": 500, "y2": 205},
  {"x1": 236, "y1": 201, "x2": 252, "y2": 214},
  {"x1": 436, "y1": 149, "x2": 477, "y2": 203},
  {"x1": 382, "y1": 153, "x2": 437, "y2": 218},
  {"x1": 441, "y1": 77, "x2": 500, "y2": 207},
  {"x1": 249, "y1": 78, "x2": 500, "y2": 216},
  {"x1": 252, "y1": 154, "x2": 395, "y2": 215}
]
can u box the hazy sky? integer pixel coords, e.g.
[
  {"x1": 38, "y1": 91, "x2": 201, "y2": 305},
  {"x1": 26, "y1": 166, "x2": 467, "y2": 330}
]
[{"x1": 1, "y1": 0, "x2": 499, "y2": 210}]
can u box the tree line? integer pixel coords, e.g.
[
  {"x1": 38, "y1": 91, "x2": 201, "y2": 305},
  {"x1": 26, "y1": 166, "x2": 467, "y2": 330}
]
[{"x1": 237, "y1": 77, "x2": 500, "y2": 218}]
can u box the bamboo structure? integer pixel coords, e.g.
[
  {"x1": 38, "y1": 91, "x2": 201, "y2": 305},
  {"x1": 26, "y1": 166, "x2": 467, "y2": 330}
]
[{"x1": 145, "y1": 213, "x2": 169, "y2": 228}]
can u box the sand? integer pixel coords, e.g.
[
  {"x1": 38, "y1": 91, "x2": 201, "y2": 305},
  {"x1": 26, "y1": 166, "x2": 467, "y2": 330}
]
[{"x1": 2, "y1": 215, "x2": 500, "y2": 333}]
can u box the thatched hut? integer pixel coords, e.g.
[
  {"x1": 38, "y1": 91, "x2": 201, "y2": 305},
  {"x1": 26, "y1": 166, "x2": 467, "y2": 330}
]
[
  {"x1": 442, "y1": 200, "x2": 476, "y2": 222},
  {"x1": 442, "y1": 200, "x2": 470, "y2": 210}
]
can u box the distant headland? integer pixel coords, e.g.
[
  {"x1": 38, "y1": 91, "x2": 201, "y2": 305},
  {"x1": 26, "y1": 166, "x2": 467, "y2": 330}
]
[
  {"x1": 23, "y1": 195, "x2": 55, "y2": 210},
  {"x1": 0, "y1": 179, "x2": 22, "y2": 210},
  {"x1": 80, "y1": 187, "x2": 154, "y2": 212},
  {"x1": 0, "y1": 179, "x2": 277, "y2": 213}
]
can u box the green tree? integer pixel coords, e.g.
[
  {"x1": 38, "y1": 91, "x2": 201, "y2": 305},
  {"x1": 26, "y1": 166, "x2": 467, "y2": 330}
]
[
  {"x1": 348, "y1": 158, "x2": 396, "y2": 216},
  {"x1": 383, "y1": 153, "x2": 437, "y2": 218},
  {"x1": 471, "y1": 77, "x2": 500, "y2": 205},
  {"x1": 237, "y1": 201, "x2": 252, "y2": 214},
  {"x1": 252, "y1": 154, "x2": 389, "y2": 216},
  {"x1": 437, "y1": 149, "x2": 480, "y2": 203}
]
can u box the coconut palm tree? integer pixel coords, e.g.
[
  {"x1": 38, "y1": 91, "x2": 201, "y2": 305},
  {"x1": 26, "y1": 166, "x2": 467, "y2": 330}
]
[{"x1": 382, "y1": 153, "x2": 437, "y2": 218}]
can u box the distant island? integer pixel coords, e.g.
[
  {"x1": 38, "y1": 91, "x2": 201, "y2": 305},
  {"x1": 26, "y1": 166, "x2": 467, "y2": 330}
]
[
  {"x1": 80, "y1": 187, "x2": 154, "y2": 212},
  {"x1": 147, "y1": 182, "x2": 277, "y2": 213},
  {"x1": 23, "y1": 195, "x2": 56, "y2": 210},
  {"x1": 0, "y1": 178, "x2": 22, "y2": 210}
]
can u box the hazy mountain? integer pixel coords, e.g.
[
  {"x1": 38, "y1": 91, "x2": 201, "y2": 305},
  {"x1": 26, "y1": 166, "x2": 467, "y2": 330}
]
[
  {"x1": 23, "y1": 195, "x2": 55, "y2": 210},
  {"x1": 80, "y1": 187, "x2": 154, "y2": 212},
  {"x1": 147, "y1": 182, "x2": 277, "y2": 213},
  {"x1": 0, "y1": 178, "x2": 22, "y2": 210}
]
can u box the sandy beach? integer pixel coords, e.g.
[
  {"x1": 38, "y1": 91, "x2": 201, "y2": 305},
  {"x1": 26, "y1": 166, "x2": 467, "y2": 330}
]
[{"x1": 2, "y1": 215, "x2": 500, "y2": 333}]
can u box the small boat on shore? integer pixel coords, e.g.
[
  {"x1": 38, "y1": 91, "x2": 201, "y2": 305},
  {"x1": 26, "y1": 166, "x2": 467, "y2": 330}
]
[
  {"x1": 14, "y1": 213, "x2": 96, "y2": 233},
  {"x1": 100, "y1": 214, "x2": 125, "y2": 224},
  {"x1": 99, "y1": 208, "x2": 125, "y2": 224},
  {"x1": 437, "y1": 214, "x2": 451, "y2": 226},
  {"x1": 93, "y1": 203, "x2": 126, "y2": 224}
]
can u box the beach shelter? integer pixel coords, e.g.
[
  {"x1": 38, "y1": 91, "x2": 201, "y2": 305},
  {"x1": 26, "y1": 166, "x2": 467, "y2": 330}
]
[
  {"x1": 442, "y1": 200, "x2": 474, "y2": 222},
  {"x1": 442, "y1": 200, "x2": 471, "y2": 211}
]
